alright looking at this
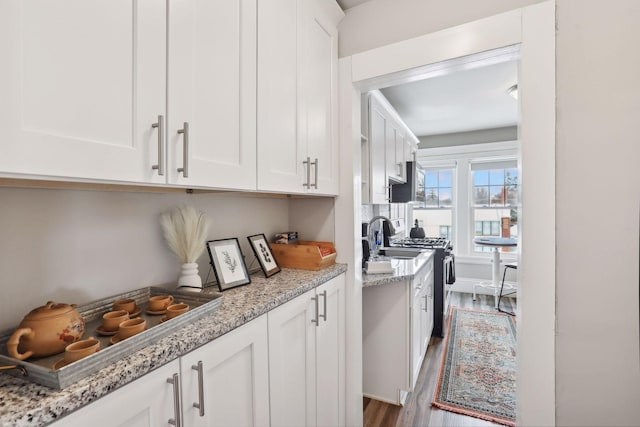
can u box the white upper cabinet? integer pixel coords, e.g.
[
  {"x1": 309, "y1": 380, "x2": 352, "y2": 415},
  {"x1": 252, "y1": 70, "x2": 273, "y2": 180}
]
[
  {"x1": 0, "y1": 0, "x2": 166, "y2": 183},
  {"x1": 364, "y1": 90, "x2": 418, "y2": 203},
  {"x1": 257, "y1": 0, "x2": 343, "y2": 195},
  {"x1": 168, "y1": 0, "x2": 257, "y2": 189}
]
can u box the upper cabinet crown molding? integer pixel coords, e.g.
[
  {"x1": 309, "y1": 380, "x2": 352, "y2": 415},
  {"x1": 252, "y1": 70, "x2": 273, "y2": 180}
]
[{"x1": 0, "y1": 0, "x2": 342, "y2": 197}]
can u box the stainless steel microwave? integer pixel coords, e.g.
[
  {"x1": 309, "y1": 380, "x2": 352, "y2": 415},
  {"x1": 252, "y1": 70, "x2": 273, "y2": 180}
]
[{"x1": 391, "y1": 161, "x2": 425, "y2": 203}]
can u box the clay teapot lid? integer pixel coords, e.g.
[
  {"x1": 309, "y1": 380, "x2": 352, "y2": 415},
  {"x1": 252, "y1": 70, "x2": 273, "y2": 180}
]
[{"x1": 24, "y1": 301, "x2": 78, "y2": 321}]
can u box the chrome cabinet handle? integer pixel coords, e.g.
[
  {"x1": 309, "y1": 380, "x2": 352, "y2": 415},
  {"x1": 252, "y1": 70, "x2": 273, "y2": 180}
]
[
  {"x1": 192, "y1": 361, "x2": 205, "y2": 417},
  {"x1": 385, "y1": 185, "x2": 393, "y2": 201},
  {"x1": 167, "y1": 373, "x2": 182, "y2": 427},
  {"x1": 303, "y1": 157, "x2": 311, "y2": 189},
  {"x1": 319, "y1": 290, "x2": 327, "y2": 322},
  {"x1": 424, "y1": 295, "x2": 428, "y2": 312},
  {"x1": 311, "y1": 295, "x2": 319, "y2": 326},
  {"x1": 311, "y1": 158, "x2": 318, "y2": 189},
  {"x1": 151, "y1": 115, "x2": 165, "y2": 176},
  {"x1": 177, "y1": 122, "x2": 189, "y2": 178}
]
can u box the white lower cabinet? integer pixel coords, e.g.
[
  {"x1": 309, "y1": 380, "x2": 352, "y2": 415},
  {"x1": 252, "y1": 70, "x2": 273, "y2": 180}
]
[
  {"x1": 51, "y1": 360, "x2": 181, "y2": 427},
  {"x1": 268, "y1": 274, "x2": 345, "y2": 427},
  {"x1": 50, "y1": 275, "x2": 345, "y2": 427},
  {"x1": 180, "y1": 314, "x2": 270, "y2": 427},
  {"x1": 363, "y1": 258, "x2": 433, "y2": 405}
]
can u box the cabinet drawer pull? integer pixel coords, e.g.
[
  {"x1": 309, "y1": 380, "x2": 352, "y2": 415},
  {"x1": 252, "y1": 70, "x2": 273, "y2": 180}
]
[
  {"x1": 192, "y1": 361, "x2": 205, "y2": 417},
  {"x1": 311, "y1": 295, "x2": 319, "y2": 326},
  {"x1": 303, "y1": 157, "x2": 311, "y2": 189},
  {"x1": 177, "y1": 122, "x2": 189, "y2": 178},
  {"x1": 319, "y1": 290, "x2": 327, "y2": 322},
  {"x1": 167, "y1": 373, "x2": 182, "y2": 427},
  {"x1": 311, "y1": 158, "x2": 318, "y2": 189},
  {"x1": 151, "y1": 115, "x2": 165, "y2": 176}
]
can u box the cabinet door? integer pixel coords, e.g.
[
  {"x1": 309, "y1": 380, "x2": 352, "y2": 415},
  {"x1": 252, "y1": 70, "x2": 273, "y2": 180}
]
[
  {"x1": 181, "y1": 315, "x2": 270, "y2": 427},
  {"x1": 168, "y1": 0, "x2": 257, "y2": 189},
  {"x1": 316, "y1": 275, "x2": 346, "y2": 427},
  {"x1": 0, "y1": 0, "x2": 166, "y2": 183},
  {"x1": 268, "y1": 288, "x2": 317, "y2": 427},
  {"x1": 395, "y1": 130, "x2": 407, "y2": 182},
  {"x1": 387, "y1": 125, "x2": 405, "y2": 183},
  {"x1": 301, "y1": 0, "x2": 340, "y2": 195},
  {"x1": 369, "y1": 96, "x2": 389, "y2": 204},
  {"x1": 51, "y1": 360, "x2": 180, "y2": 427},
  {"x1": 256, "y1": 0, "x2": 305, "y2": 194}
]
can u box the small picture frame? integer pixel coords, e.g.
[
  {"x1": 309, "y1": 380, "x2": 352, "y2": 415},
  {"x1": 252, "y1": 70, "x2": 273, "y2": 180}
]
[
  {"x1": 206, "y1": 238, "x2": 251, "y2": 291},
  {"x1": 248, "y1": 234, "x2": 281, "y2": 278}
]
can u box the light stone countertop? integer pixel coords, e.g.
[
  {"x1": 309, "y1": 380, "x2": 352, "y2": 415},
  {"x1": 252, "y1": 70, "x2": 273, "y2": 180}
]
[
  {"x1": 0, "y1": 264, "x2": 347, "y2": 427},
  {"x1": 362, "y1": 250, "x2": 433, "y2": 288}
]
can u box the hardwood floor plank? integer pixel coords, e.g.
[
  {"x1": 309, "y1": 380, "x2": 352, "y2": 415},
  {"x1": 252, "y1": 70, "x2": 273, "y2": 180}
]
[{"x1": 363, "y1": 291, "x2": 515, "y2": 427}]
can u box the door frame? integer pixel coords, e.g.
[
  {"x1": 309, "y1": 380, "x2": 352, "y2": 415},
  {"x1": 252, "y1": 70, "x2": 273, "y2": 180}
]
[{"x1": 336, "y1": 2, "x2": 556, "y2": 426}]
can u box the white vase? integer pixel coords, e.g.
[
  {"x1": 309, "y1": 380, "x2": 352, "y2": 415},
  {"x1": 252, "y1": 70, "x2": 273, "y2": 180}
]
[{"x1": 177, "y1": 262, "x2": 202, "y2": 289}]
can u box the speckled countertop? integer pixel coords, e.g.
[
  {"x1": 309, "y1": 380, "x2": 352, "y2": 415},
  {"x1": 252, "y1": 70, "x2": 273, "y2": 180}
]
[
  {"x1": 362, "y1": 250, "x2": 433, "y2": 288},
  {"x1": 0, "y1": 264, "x2": 347, "y2": 427}
]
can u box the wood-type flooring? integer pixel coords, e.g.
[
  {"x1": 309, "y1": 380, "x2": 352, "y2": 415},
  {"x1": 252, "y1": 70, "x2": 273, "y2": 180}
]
[{"x1": 363, "y1": 292, "x2": 517, "y2": 427}]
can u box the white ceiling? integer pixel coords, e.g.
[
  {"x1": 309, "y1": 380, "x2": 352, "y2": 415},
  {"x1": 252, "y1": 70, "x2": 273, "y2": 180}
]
[{"x1": 379, "y1": 60, "x2": 519, "y2": 137}]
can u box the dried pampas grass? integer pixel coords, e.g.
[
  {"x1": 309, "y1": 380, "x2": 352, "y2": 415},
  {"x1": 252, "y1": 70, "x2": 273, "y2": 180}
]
[{"x1": 160, "y1": 205, "x2": 210, "y2": 263}]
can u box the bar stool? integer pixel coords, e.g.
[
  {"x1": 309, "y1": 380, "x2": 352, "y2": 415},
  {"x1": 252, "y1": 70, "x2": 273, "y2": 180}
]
[{"x1": 498, "y1": 262, "x2": 517, "y2": 315}]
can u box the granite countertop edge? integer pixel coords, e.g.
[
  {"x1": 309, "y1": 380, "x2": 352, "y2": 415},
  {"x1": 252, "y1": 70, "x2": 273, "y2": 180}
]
[
  {"x1": 0, "y1": 263, "x2": 347, "y2": 427},
  {"x1": 361, "y1": 251, "x2": 433, "y2": 288}
]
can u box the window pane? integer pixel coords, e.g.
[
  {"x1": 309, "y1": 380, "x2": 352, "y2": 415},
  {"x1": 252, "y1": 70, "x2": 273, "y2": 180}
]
[
  {"x1": 505, "y1": 168, "x2": 518, "y2": 185},
  {"x1": 439, "y1": 170, "x2": 452, "y2": 187},
  {"x1": 507, "y1": 187, "x2": 518, "y2": 205},
  {"x1": 425, "y1": 171, "x2": 438, "y2": 188},
  {"x1": 491, "y1": 221, "x2": 501, "y2": 236},
  {"x1": 425, "y1": 188, "x2": 439, "y2": 206},
  {"x1": 475, "y1": 221, "x2": 483, "y2": 234},
  {"x1": 490, "y1": 186, "x2": 505, "y2": 206},
  {"x1": 474, "y1": 170, "x2": 489, "y2": 186},
  {"x1": 474, "y1": 186, "x2": 490, "y2": 205},
  {"x1": 413, "y1": 209, "x2": 452, "y2": 238},
  {"x1": 439, "y1": 188, "x2": 452, "y2": 207},
  {"x1": 439, "y1": 225, "x2": 451, "y2": 239},
  {"x1": 482, "y1": 221, "x2": 491, "y2": 235},
  {"x1": 489, "y1": 169, "x2": 505, "y2": 185}
]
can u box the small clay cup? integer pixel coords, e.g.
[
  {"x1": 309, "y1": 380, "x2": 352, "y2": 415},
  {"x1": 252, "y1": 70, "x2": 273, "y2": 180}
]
[
  {"x1": 117, "y1": 318, "x2": 146, "y2": 340},
  {"x1": 148, "y1": 295, "x2": 174, "y2": 311},
  {"x1": 101, "y1": 310, "x2": 130, "y2": 332},
  {"x1": 64, "y1": 337, "x2": 100, "y2": 363},
  {"x1": 113, "y1": 298, "x2": 137, "y2": 314},
  {"x1": 166, "y1": 303, "x2": 189, "y2": 319}
]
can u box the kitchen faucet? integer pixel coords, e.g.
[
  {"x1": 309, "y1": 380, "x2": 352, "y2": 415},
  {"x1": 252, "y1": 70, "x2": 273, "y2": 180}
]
[{"x1": 367, "y1": 216, "x2": 396, "y2": 258}]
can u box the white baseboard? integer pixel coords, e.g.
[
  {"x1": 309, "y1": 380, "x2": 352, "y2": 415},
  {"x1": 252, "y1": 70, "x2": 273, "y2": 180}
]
[{"x1": 451, "y1": 277, "x2": 517, "y2": 297}]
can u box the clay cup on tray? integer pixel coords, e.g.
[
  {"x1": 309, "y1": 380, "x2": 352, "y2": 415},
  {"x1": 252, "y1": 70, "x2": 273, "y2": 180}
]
[
  {"x1": 116, "y1": 318, "x2": 147, "y2": 340},
  {"x1": 165, "y1": 303, "x2": 189, "y2": 320},
  {"x1": 148, "y1": 295, "x2": 174, "y2": 312},
  {"x1": 101, "y1": 310, "x2": 130, "y2": 332},
  {"x1": 112, "y1": 298, "x2": 137, "y2": 314},
  {"x1": 64, "y1": 337, "x2": 100, "y2": 364}
]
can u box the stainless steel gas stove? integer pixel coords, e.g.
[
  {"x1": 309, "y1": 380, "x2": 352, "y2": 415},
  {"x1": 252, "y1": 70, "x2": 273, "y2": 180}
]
[{"x1": 388, "y1": 234, "x2": 455, "y2": 338}]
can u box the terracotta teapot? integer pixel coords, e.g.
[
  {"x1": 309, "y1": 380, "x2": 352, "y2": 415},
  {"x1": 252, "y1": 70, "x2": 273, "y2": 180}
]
[{"x1": 7, "y1": 301, "x2": 85, "y2": 361}]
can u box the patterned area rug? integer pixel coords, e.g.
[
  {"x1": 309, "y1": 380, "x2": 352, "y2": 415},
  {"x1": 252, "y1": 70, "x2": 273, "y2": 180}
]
[{"x1": 432, "y1": 307, "x2": 516, "y2": 426}]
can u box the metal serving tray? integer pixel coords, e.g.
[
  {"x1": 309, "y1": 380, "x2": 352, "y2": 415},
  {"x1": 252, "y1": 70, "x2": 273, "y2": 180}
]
[{"x1": 0, "y1": 286, "x2": 223, "y2": 389}]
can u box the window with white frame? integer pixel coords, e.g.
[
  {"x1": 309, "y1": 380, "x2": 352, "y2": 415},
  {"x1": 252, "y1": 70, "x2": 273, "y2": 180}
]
[
  {"x1": 470, "y1": 160, "x2": 519, "y2": 253},
  {"x1": 413, "y1": 142, "x2": 519, "y2": 259},
  {"x1": 413, "y1": 166, "x2": 455, "y2": 240}
]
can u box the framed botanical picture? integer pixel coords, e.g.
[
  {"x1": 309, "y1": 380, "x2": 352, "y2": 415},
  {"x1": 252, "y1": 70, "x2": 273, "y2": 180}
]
[
  {"x1": 206, "y1": 238, "x2": 251, "y2": 291},
  {"x1": 247, "y1": 234, "x2": 281, "y2": 278}
]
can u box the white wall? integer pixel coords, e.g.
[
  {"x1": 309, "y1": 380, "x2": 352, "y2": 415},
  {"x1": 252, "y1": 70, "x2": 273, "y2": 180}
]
[
  {"x1": 555, "y1": 1, "x2": 640, "y2": 424},
  {"x1": 338, "y1": 0, "x2": 545, "y2": 57},
  {"x1": 0, "y1": 187, "x2": 292, "y2": 331}
]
